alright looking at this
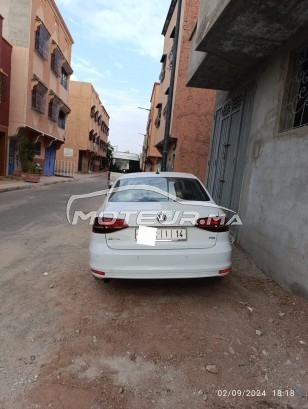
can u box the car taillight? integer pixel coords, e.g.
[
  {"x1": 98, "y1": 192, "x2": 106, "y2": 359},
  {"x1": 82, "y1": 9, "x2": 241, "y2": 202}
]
[
  {"x1": 219, "y1": 268, "x2": 231, "y2": 275},
  {"x1": 91, "y1": 269, "x2": 105, "y2": 276},
  {"x1": 195, "y1": 217, "x2": 229, "y2": 232},
  {"x1": 92, "y1": 217, "x2": 128, "y2": 234}
]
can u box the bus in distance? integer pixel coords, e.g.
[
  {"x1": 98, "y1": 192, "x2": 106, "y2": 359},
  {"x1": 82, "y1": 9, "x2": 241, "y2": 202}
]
[
  {"x1": 108, "y1": 151, "x2": 140, "y2": 185},
  {"x1": 110, "y1": 151, "x2": 140, "y2": 173}
]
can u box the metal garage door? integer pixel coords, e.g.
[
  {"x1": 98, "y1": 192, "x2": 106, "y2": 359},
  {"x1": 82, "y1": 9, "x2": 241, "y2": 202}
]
[{"x1": 207, "y1": 85, "x2": 256, "y2": 215}]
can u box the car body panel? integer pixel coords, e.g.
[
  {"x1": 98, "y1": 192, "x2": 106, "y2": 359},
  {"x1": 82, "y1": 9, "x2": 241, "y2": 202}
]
[
  {"x1": 89, "y1": 172, "x2": 232, "y2": 279},
  {"x1": 99, "y1": 201, "x2": 222, "y2": 250},
  {"x1": 89, "y1": 239, "x2": 232, "y2": 279}
]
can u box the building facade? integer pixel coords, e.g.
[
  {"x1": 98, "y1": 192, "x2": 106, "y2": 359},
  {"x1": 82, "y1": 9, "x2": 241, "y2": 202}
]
[
  {"x1": 188, "y1": 0, "x2": 308, "y2": 297},
  {"x1": 142, "y1": 82, "x2": 162, "y2": 172},
  {"x1": 0, "y1": 14, "x2": 12, "y2": 176},
  {"x1": 0, "y1": 0, "x2": 73, "y2": 176},
  {"x1": 146, "y1": 0, "x2": 216, "y2": 181},
  {"x1": 56, "y1": 81, "x2": 109, "y2": 173}
]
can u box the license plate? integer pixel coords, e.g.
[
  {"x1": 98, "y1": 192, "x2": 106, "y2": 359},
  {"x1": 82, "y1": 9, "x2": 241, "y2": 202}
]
[{"x1": 135, "y1": 228, "x2": 187, "y2": 241}]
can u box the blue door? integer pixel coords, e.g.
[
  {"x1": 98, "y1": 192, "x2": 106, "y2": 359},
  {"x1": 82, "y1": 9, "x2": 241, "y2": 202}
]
[
  {"x1": 8, "y1": 138, "x2": 16, "y2": 175},
  {"x1": 44, "y1": 145, "x2": 56, "y2": 176},
  {"x1": 8, "y1": 157, "x2": 14, "y2": 175}
]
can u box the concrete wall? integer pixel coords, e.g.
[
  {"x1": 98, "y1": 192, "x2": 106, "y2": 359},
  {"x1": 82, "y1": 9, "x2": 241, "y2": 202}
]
[
  {"x1": 195, "y1": 0, "x2": 230, "y2": 49},
  {"x1": 0, "y1": 0, "x2": 31, "y2": 47},
  {"x1": 187, "y1": 0, "x2": 308, "y2": 296},
  {"x1": 234, "y1": 34, "x2": 308, "y2": 297}
]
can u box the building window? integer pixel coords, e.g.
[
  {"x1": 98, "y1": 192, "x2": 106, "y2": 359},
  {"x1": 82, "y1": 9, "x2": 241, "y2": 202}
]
[
  {"x1": 155, "y1": 103, "x2": 162, "y2": 128},
  {"x1": 51, "y1": 48, "x2": 62, "y2": 77},
  {"x1": 35, "y1": 24, "x2": 50, "y2": 60},
  {"x1": 58, "y1": 110, "x2": 66, "y2": 129},
  {"x1": 0, "y1": 73, "x2": 8, "y2": 103},
  {"x1": 90, "y1": 106, "x2": 96, "y2": 117},
  {"x1": 98, "y1": 115, "x2": 102, "y2": 125},
  {"x1": 101, "y1": 122, "x2": 109, "y2": 135},
  {"x1": 34, "y1": 142, "x2": 41, "y2": 156},
  {"x1": 146, "y1": 118, "x2": 151, "y2": 134},
  {"x1": 32, "y1": 83, "x2": 47, "y2": 113},
  {"x1": 159, "y1": 54, "x2": 167, "y2": 82},
  {"x1": 282, "y1": 44, "x2": 308, "y2": 131},
  {"x1": 48, "y1": 96, "x2": 61, "y2": 122},
  {"x1": 60, "y1": 67, "x2": 68, "y2": 89},
  {"x1": 168, "y1": 48, "x2": 173, "y2": 71},
  {"x1": 89, "y1": 130, "x2": 94, "y2": 141},
  {"x1": 94, "y1": 111, "x2": 99, "y2": 122},
  {"x1": 163, "y1": 104, "x2": 168, "y2": 118}
]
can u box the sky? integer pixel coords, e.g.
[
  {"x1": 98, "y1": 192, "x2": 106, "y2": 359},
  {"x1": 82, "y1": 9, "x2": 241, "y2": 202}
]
[{"x1": 56, "y1": 0, "x2": 171, "y2": 155}]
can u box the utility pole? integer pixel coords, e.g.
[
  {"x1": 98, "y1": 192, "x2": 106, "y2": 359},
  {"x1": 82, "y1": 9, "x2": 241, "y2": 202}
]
[{"x1": 161, "y1": 0, "x2": 182, "y2": 171}]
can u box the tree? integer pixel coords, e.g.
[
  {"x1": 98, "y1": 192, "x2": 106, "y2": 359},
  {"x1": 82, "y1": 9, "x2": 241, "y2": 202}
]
[
  {"x1": 102, "y1": 142, "x2": 114, "y2": 169},
  {"x1": 16, "y1": 136, "x2": 36, "y2": 172}
]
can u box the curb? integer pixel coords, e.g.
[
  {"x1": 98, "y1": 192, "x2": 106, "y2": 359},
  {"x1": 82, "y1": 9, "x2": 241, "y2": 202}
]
[
  {"x1": 0, "y1": 178, "x2": 74, "y2": 193},
  {"x1": 0, "y1": 173, "x2": 105, "y2": 193}
]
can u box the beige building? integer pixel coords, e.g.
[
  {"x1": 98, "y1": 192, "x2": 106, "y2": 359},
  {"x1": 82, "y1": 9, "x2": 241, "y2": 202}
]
[
  {"x1": 144, "y1": 0, "x2": 216, "y2": 181},
  {"x1": 56, "y1": 81, "x2": 109, "y2": 173},
  {"x1": 143, "y1": 82, "x2": 162, "y2": 171},
  {"x1": 0, "y1": 0, "x2": 73, "y2": 176}
]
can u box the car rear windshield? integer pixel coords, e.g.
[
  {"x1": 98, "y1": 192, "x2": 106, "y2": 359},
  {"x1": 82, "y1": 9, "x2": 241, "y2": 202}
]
[{"x1": 108, "y1": 177, "x2": 210, "y2": 202}]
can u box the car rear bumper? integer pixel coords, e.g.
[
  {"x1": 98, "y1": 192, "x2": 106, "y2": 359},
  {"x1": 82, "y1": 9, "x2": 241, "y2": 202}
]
[{"x1": 89, "y1": 241, "x2": 232, "y2": 279}]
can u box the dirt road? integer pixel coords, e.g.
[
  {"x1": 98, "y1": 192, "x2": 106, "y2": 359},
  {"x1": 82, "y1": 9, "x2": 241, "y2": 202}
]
[{"x1": 0, "y1": 178, "x2": 307, "y2": 409}]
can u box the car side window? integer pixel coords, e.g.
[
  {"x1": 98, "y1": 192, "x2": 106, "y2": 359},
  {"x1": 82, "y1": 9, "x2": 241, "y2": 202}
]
[{"x1": 170, "y1": 178, "x2": 210, "y2": 201}]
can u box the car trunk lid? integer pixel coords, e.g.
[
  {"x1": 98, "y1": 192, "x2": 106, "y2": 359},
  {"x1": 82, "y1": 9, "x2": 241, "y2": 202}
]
[{"x1": 99, "y1": 201, "x2": 226, "y2": 250}]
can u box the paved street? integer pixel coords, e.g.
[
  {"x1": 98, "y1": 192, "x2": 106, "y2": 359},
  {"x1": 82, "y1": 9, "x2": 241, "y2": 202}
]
[{"x1": 0, "y1": 176, "x2": 307, "y2": 409}]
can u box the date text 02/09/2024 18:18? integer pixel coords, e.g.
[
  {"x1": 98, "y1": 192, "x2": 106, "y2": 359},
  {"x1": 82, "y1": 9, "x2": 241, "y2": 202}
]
[{"x1": 215, "y1": 389, "x2": 296, "y2": 398}]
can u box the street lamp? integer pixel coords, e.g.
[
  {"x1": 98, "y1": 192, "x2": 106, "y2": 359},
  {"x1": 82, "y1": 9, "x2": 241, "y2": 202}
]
[{"x1": 138, "y1": 107, "x2": 151, "y2": 112}]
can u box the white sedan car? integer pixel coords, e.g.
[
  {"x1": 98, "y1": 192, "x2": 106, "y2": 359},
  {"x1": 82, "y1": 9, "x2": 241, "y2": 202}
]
[{"x1": 89, "y1": 172, "x2": 232, "y2": 280}]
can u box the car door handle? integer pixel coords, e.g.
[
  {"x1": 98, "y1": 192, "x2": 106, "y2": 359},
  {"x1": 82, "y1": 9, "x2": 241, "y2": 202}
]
[{"x1": 219, "y1": 179, "x2": 225, "y2": 183}]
